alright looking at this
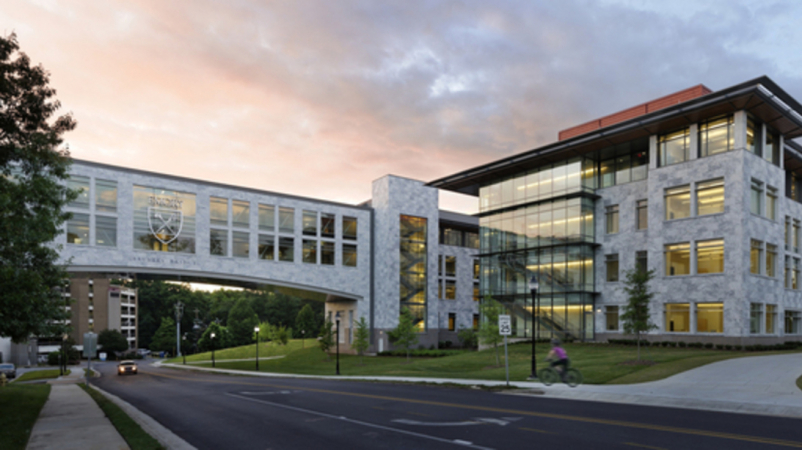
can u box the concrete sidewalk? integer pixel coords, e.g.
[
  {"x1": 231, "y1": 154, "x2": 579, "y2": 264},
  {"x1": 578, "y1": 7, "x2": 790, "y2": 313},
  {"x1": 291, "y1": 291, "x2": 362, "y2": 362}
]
[
  {"x1": 26, "y1": 368, "x2": 129, "y2": 450},
  {"x1": 160, "y1": 352, "x2": 802, "y2": 418}
]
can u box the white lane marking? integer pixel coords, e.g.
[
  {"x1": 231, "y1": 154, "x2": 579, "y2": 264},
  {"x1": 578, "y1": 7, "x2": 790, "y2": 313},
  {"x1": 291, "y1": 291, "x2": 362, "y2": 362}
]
[
  {"x1": 239, "y1": 390, "x2": 293, "y2": 395},
  {"x1": 226, "y1": 393, "x2": 495, "y2": 450},
  {"x1": 454, "y1": 440, "x2": 474, "y2": 446},
  {"x1": 392, "y1": 418, "x2": 481, "y2": 427}
]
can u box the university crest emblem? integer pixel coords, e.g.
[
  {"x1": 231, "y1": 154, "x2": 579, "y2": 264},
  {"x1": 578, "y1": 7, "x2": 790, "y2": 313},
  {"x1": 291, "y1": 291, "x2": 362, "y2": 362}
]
[{"x1": 148, "y1": 207, "x2": 183, "y2": 245}]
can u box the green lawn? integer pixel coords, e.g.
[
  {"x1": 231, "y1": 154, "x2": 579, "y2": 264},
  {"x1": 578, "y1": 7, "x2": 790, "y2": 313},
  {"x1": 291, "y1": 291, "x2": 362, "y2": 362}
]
[
  {"x1": 165, "y1": 339, "x2": 307, "y2": 364},
  {"x1": 180, "y1": 341, "x2": 802, "y2": 385},
  {"x1": 14, "y1": 369, "x2": 69, "y2": 383},
  {"x1": 81, "y1": 385, "x2": 164, "y2": 450},
  {"x1": 797, "y1": 374, "x2": 802, "y2": 392},
  {"x1": 0, "y1": 384, "x2": 51, "y2": 450}
]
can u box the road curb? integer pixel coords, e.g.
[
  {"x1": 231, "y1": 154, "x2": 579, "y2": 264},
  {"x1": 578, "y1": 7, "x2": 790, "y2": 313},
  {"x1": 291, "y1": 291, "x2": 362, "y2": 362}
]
[{"x1": 89, "y1": 383, "x2": 197, "y2": 450}]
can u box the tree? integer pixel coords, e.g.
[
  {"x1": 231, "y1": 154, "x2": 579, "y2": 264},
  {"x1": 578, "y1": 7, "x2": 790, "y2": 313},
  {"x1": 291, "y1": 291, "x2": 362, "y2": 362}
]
[
  {"x1": 295, "y1": 304, "x2": 317, "y2": 339},
  {"x1": 227, "y1": 298, "x2": 259, "y2": 347},
  {"x1": 478, "y1": 297, "x2": 504, "y2": 366},
  {"x1": 353, "y1": 316, "x2": 370, "y2": 365},
  {"x1": 197, "y1": 322, "x2": 230, "y2": 353},
  {"x1": 318, "y1": 320, "x2": 333, "y2": 360},
  {"x1": 256, "y1": 321, "x2": 273, "y2": 342},
  {"x1": 457, "y1": 327, "x2": 478, "y2": 349},
  {"x1": 273, "y1": 325, "x2": 291, "y2": 346},
  {"x1": 0, "y1": 33, "x2": 77, "y2": 342},
  {"x1": 149, "y1": 317, "x2": 176, "y2": 354},
  {"x1": 621, "y1": 268, "x2": 658, "y2": 361},
  {"x1": 98, "y1": 329, "x2": 129, "y2": 357},
  {"x1": 388, "y1": 307, "x2": 418, "y2": 362}
]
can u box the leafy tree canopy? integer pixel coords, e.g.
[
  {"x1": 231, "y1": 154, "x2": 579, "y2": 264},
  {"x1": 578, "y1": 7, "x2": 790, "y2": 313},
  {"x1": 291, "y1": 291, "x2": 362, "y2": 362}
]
[
  {"x1": 98, "y1": 329, "x2": 129, "y2": 355},
  {"x1": 0, "y1": 33, "x2": 77, "y2": 342},
  {"x1": 227, "y1": 298, "x2": 259, "y2": 347},
  {"x1": 149, "y1": 317, "x2": 176, "y2": 353},
  {"x1": 197, "y1": 321, "x2": 229, "y2": 352},
  {"x1": 295, "y1": 304, "x2": 317, "y2": 338},
  {"x1": 388, "y1": 307, "x2": 419, "y2": 361},
  {"x1": 621, "y1": 268, "x2": 658, "y2": 360},
  {"x1": 353, "y1": 316, "x2": 370, "y2": 364},
  {"x1": 478, "y1": 297, "x2": 505, "y2": 366}
]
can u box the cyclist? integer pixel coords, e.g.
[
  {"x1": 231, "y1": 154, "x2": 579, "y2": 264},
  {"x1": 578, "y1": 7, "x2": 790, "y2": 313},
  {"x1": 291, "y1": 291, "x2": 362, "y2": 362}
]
[{"x1": 547, "y1": 338, "x2": 569, "y2": 381}]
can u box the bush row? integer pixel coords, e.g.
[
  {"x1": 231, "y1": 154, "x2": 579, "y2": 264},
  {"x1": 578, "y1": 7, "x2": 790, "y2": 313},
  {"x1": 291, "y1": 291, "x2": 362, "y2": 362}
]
[
  {"x1": 606, "y1": 339, "x2": 802, "y2": 351},
  {"x1": 378, "y1": 349, "x2": 464, "y2": 357}
]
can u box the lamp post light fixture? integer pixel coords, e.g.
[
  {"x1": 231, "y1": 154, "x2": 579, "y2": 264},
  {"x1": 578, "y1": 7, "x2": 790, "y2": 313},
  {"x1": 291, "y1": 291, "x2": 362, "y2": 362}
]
[
  {"x1": 182, "y1": 334, "x2": 187, "y2": 365},
  {"x1": 210, "y1": 332, "x2": 216, "y2": 368},
  {"x1": 254, "y1": 326, "x2": 260, "y2": 371},
  {"x1": 301, "y1": 329, "x2": 305, "y2": 349},
  {"x1": 335, "y1": 311, "x2": 341, "y2": 375},
  {"x1": 529, "y1": 275, "x2": 539, "y2": 379}
]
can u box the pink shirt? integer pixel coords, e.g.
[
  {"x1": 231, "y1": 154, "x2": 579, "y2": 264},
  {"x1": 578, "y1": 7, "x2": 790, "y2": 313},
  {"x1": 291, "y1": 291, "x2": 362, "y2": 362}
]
[{"x1": 553, "y1": 347, "x2": 567, "y2": 359}]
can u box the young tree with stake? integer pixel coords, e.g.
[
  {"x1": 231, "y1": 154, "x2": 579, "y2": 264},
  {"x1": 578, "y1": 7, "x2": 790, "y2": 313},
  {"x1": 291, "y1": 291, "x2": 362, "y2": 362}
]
[{"x1": 621, "y1": 268, "x2": 657, "y2": 361}]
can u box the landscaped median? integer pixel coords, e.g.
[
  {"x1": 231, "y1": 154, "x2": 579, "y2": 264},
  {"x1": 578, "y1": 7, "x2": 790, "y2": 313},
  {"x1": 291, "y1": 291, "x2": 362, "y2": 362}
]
[
  {"x1": 13, "y1": 369, "x2": 70, "y2": 383},
  {"x1": 165, "y1": 339, "x2": 802, "y2": 385},
  {"x1": 80, "y1": 383, "x2": 165, "y2": 450},
  {"x1": 0, "y1": 384, "x2": 51, "y2": 450}
]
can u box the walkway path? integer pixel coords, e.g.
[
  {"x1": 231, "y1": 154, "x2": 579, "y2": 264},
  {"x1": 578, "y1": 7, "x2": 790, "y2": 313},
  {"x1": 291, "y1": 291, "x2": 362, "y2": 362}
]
[{"x1": 26, "y1": 368, "x2": 129, "y2": 450}]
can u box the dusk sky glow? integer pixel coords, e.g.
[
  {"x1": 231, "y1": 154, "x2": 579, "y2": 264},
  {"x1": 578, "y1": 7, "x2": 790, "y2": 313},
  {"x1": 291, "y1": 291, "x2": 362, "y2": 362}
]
[{"x1": 5, "y1": 1, "x2": 802, "y2": 213}]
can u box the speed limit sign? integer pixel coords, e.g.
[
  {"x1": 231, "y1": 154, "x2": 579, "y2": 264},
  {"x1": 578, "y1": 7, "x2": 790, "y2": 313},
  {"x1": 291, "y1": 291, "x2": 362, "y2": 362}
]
[{"x1": 498, "y1": 315, "x2": 512, "y2": 336}]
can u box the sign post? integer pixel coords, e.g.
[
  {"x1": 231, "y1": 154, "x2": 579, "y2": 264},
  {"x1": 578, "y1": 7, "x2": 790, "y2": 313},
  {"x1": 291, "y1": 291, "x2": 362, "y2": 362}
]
[
  {"x1": 498, "y1": 315, "x2": 511, "y2": 387},
  {"x1": 83, "y1": 332, "x2": 98, "y2": 386}
]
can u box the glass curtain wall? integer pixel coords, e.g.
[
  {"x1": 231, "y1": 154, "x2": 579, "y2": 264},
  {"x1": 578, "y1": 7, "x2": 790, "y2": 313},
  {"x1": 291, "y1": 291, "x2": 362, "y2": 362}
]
[{"x1": 400, "y1": 215, "x2": 427, "y2": 332}]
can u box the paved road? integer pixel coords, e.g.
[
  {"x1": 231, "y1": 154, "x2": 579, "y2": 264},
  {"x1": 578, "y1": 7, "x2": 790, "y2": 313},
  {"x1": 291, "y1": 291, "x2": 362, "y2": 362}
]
[{"x1": 91, "y1": 361, "x2": 802, "y2": 450}]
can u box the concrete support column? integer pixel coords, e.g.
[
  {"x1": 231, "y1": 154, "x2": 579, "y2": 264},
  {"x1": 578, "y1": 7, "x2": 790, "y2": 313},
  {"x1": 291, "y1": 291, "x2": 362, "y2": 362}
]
[
  {"x1": 689, "y1": 124, "x2": 699, "y2": 161},
  {"x1": 733, "y1": 110, "x2": 747, "y2": 150},
  {"x1": 649, "y1": 135, "x2": 658, "y2": 169}
]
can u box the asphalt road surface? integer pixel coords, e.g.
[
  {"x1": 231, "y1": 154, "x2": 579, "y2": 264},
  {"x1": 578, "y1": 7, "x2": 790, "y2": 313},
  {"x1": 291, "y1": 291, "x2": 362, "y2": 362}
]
[{"x1": 91, "y1": 361, "x2": 802, "y2": 450}]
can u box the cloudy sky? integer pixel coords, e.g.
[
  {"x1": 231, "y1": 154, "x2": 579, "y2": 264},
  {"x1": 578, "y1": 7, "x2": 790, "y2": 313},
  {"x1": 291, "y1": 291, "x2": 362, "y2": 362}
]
[{"x1": 4, "y1": 0, "x2": 802, "y2": 213}]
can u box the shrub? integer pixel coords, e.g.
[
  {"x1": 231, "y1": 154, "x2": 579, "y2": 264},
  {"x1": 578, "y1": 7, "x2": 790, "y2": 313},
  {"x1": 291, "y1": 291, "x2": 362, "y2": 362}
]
[
  {"x1": 725, "y1": 345, "x2": 732, "y2": 350},
  {"x1": 715, "y1": 344, "x2": 724, "y2": 350},
  {"x1": 678, "y1": 342, "x2": 687, "y2": 348},
  {"x1": 704, "y1": 343, "x2": 713, "y2": 349},
  {"x1": 734, "y1": 345, "x2": 743, "y2": 351}
]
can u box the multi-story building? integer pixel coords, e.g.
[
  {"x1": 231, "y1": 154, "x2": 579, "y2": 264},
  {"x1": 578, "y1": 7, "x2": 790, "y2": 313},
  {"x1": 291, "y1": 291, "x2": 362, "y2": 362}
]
[
  {"x1": 430, "y1": 76, "x2": 802, "y2": 345},
  {"x1": 66, "y1": 276, "x2": 139, "y2": 349}
]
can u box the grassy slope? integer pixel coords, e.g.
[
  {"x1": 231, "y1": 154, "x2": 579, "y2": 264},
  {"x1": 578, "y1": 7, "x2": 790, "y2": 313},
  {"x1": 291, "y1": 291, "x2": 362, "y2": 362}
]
[
  {"x1": 181, "y1": 341, "x2": 801, "y2": 384},
  {"x1": 0, "y1": 384, "x2": 51, "y2": 450},
  {"x1": 797, "y1": 374, "x2": 802, "y2": 392},
  {"x1": 81, "y1": 385, "x2": 164, "y2": 450},
  {"x1": 166, "y1": 339, "x2": 306, "y2": 363},
  {"x1": 15, "y1": 369, "x2": 69, "y2": 383}
]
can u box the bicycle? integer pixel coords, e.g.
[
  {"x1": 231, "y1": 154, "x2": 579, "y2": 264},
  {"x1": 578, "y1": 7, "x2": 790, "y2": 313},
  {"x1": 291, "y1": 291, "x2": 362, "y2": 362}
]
[{"x1": 538, "y1": 360, "x2": 583, "y2": 387}]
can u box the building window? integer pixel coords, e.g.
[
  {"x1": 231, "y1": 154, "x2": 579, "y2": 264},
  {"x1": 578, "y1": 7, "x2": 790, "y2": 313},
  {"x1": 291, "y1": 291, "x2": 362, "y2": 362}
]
[
  {"x1": 445, "y1": 280, "x2": 456, "y2": 300},
  {"x1": 343, "y1": 244, "x2": 357, "y2": 267},
  {"x1": 698, "y1": 115, "x2": 734, "y2": 157},
  {"x1": 750, "y1": 240, "x2": 762, "y2": 275},
  {"x1": 95, "y1": 179, "x2": 117, "y2": 213},
  {"x1": 321, "y1": 241, "x2": 335, "y2": 265},
  {"x1": 665, "y1": 243, "x2": 690, "y2": 276},
  {"x1": 466, "y1": 232, "x2": 479, "y2": 249},
  {"x1": 438, "y1": 280, "x2": 443, "y2": 299},
  {"x1": 636, "y1": 200, "x2": 648, "y2": 230},
  {"x1": 766, "y1": 244, "x2": 777, "y2": 277},
  {"x1": 302, "y1": 239, "x2": 317, "y2": 264},
  {"x1": 232, "y1": 231, "x2": 249, "y2": 258},
  {"x1": 784, "y1": 311, "x2": 800, "y2": 334},
  {"x1": 232, "y1": 200, "x2": 249, "y2": 228},
  {"x1": 795, "y1": 221, "x2": 800, "y2": 253},
  {"x1": 210, "y1": 197, "x2": 228, "y2": 227},
  {"x1": 473, "y1": 283, "x2": 479, "y2": 302},
  {"x1": 765, "y1": 128, "x2": 781, "y2": 166},
  {"x1": 448, "y1": 313, "x2": 456, "y2": 331},
  {"x1": 636, "y1": 251, "x2": 648, "y2": 273},
  {"x1": 696, "y1": 239, "x2": 724, "y2": 274},
  {"x1": 473, "y1": 259, "x2": 480, "y2": 279},
  {"x1": 210, "y1": 229, "x2": 228, "y2": 256},
  {"x1": 67, "y1": 213, "x2": 90, "y2": 245},
  {"x1": 605, "y1": 306, "x2": 619, "y2": 331},
  {"x1": 665, "y1": 185, "x2": 690, "y2": 220},
  {"x1": 794, "y1": 259, "x2": 800, "y2": 290},
  {"x1": 443, "y1": 228, "x2": 462, "y2": 246},
  {"x1": 786, "y1": 217, "x2": 792, "y2": 251},
  {"x1": 343, "y1": 216, "x2": 357, "y2": 240},
  {"x1": 766, "y1": 187, "x2": 777, "y2": 221},
  {"x1": 279, "y1": 207, "x2": 294, "y2": 234},
  {"x1": 258, "y1": 234, "x2": 274, "y2": 260},
  {"x1": 665, "y1": 303, "x2": 690, "y2": 332},
  {"x1": 766, "y1": 305, "x2": 777, "y2": 334},
  {"x1": 786, "y1": 256, "x2": 791, "y2": 288},
  {"x1": 67, "y1": 175, "x2": 90, "y2": 209},
  {"x1": 750, "y1": 303, "x2": 763, "y2": 334},
  {"x1": 259, "y1": 204, "x2": 275, "y2": 232},
  {"x1": 445, "y1": 256, "x2": 456, "y2": 277},
  {"x1": 605, "y1": 205, "x2": 619, "y2": 234},
  {"x1": 606, "y1": 254, "x2": 619, "y2": 282},
  {"x1": 750, "y1": 180, "x2": 762, "y2": 215},
  {"x1": 95, "y1": 216, "x2": 117, "y2": 247},
  {"x1": 696, "y1": 303, "x2": 723, "y2": 333},
  {"x1": 473, "y1": 314, "x2": 479, "y2": 330},
  {"x1": 400, "y1": 215, "x2": 427, "y2": 332},
  {"x1": 696, "y1": 179, "x2": 724, "y2": 216},
  {"x1": 747, "y1": 116, "x2": 762, "y2": 156},
  {"x1": 303, "y1": 210, "x2": 317, "y2": 236},
  {"x1": 438, "y1": 255, "x2": 443, "y2": 276},
  {"x1": 658, "y1": 128, "x2": 690, "y2": 167},
  {"x1": 278, "y1": 237, "x2": 294, "y2": 262},
  {"x1": 321, "y1": 213, "x2": 335, "y2": 238}
]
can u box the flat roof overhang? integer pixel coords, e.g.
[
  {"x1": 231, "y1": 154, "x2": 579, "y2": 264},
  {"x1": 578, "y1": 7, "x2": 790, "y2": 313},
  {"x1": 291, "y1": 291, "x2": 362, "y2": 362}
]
[{"x1": 429, "y1": 76, "x2": 802, "y2": 196}]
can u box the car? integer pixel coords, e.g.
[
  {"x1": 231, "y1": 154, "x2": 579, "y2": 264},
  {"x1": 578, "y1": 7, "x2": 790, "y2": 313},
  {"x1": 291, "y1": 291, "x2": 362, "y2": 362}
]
[
  {"x1": 0, "y1": 363, "x2": 16, "y2": 379},
  {"x1": 136, "y1": 349, "x2": 151, "y2": 357},
  {"x1": 117, "y1": 360, "x2": 138, "y2": 376}
]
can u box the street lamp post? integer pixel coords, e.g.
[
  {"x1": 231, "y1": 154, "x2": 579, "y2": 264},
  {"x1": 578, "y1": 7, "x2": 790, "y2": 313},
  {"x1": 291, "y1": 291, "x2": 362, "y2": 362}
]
[
  {"x1": 182, "y1": 334, "x2": 187, "y2": 365},
  {"x1": 175, "y1": 301, "x2": 184, "y2": 357},
  {"x1": 335, "y1": 312, "x2": 341, "y2": 375},
  {"x1": 254, "y1": 326, "x2": 260, "y2": 371},
  {"x1": 529, "y1": 275, "x2": 540, "y2": 379},
  {"x1": 210, "y1": 332, "x2": 216, "y2": 368}
]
